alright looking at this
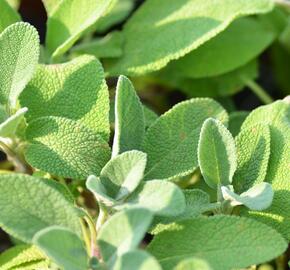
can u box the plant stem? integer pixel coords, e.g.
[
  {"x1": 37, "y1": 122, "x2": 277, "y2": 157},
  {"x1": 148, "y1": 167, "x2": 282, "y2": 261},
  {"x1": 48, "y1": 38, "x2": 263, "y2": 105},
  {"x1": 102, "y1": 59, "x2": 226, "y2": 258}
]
[
  {"x1": 84, "y1": 215, "x2": 98, "y2": 257},
  {"x1": 96, "y1": 204, "x2": 108, "y2": 232},
  {"x1": 243, "y1": 79, "x2": 274, "y2": 105},
  {"x1": 81, "y1": 219, "x2": 91, "y2": 256}
]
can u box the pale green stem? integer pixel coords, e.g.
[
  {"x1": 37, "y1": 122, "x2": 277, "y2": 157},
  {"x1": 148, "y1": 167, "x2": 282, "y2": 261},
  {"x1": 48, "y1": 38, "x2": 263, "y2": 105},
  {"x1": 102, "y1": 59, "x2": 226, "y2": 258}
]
[
  {"x1": 243, "y1": 79, "x2": 274, "y2": 105},
  {"x1": 96, "y1": 204, "x2": 108, "y2": 232},
  {"x1": 81, "y1": 219, "x2": 91, "y2": 256},
  {"x1": 84, "y1": 215, "x2": 97, "y2": 257}
]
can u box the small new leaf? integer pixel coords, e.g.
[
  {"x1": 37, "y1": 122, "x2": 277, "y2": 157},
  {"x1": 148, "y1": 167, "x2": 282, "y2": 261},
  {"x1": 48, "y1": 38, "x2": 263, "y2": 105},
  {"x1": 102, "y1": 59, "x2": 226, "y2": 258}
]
[
  {"x1": 198, "y1": 118, "x2": 237, "y2": 189},
  {"x1": 221, "y1": 183, "x2": 274, "y2": 210}
]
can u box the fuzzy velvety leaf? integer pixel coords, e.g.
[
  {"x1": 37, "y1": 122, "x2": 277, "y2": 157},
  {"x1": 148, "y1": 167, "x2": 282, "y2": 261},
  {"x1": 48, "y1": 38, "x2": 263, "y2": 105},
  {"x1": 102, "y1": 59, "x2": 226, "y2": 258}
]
[
  {"x1": 33, "y1": 226, "x2": 88, "y2": 270},
  {"x1": 233, "y1": 124, "x2": 271, "y2": 193},
  {"x1": 25, "y1": 116, "x2": 110, "y2": 179},
  {"x1": 113, "y1": 250, "x2": 162, "y2": 270},
  {"x1": 0, "y1": 173, "x2": 82, "y2": 242},
  {"x1": 20, "y1": 55, "x2": 110, "y2": 141},
  {"x1": 240, "y1": 100, "x2": 290, "y2": 240},
  {"x1": 174, "y1": 258, "x2": 212, "y2": 270},
  {"x1": 0, "y1": 107, "x2": 27, "y2": 138},
  {"x1": 222, "y1": 183, "x2": 274, "y2": 210},
  {"x1": 109, "y1": 0, "x2": 273, "y2": 75},
  {"x1": 97, "y1": 208, "x2": 153, "y2": 266},
  {"x1": 169, "y1": 16, "x2": 277, "y2": 78},
  {"x1": 72, "y1": 32, "x2": 123, "y2": 59},
  {"x1": 0, "y1": 23, "x2": 39, "y2": 109},
  {"x1": 98, "y1": 150, "x2": 147, "y2": 200},
  {"x1": 46, "y1": 0, "x2": 116, "y2": 58},
  {"x1": 198, "y1": 118, "x2": 236, "y2": 188},
  {"x1": 0, "y1": 245, "x2": 47, "y2": 270},
  {"x1": 147, "y1": 216, "x2": 287, "y2": 270},
  {"x1": 117, "y1": 180, "x2": 186, "y2": 217},
  {"x1": 0, "y1": 0, "x2": 20, "y2": 33},
  {"x1": 228, "y1": 111, "x2": 249, "y2": 137},
  {"x1": 142, "y1": 98, "x2": 228, "y2": 180},
  {"x1": 112, "y1": 76, "x2": 145, "y2": 157}
]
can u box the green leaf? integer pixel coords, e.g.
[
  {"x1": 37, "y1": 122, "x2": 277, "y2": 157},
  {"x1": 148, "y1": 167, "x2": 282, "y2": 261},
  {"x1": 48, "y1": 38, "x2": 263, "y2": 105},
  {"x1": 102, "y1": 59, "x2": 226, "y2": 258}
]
[
  {"x1": 147, "y1": 216, "x2": 287, "y2": 270},
  {"x1": 198, "y1": 118, "x2": 236, "y2": 189},
  {"x1": 95, "y1": 0, "x2": 134, "y2": 33},
  {"x1": 20, "y1": 55, "x2": 110, "y2": 141},
  {"x1": 143, "y1": 98, "x2": 228, "y2": 181},
  {"x1": 112, "y1": 76, "x2": 145, "y2": 157},
  {"x1": 153, "y1": 189, "x2": 213, "y2": 226},
  {"x1": 222, "y1": 183, "x2": 274, "y2": 210},
  {"x1": 71, "y1": 31, "x2": 123, "y2": 59},
  {"x1": 169, "y1": 17, "x2": 277, "y2": 78},
  {"x1": 46, "y1": 0, "x2": 116, "y2": 59},
  {"x1": 0, "y1": 245, "x2": 47, "y2": 270},
  {"x1": 240, "y1": 100, "x2": 290, "y2": 240},
  {"x1": 25, "y1": 116, "x2": 111, "y2": 179},
  {"x1": 100, "y1": 151, "x2": 147, "y2": 200},
  {"x1": 233, "y1": 124, "x2": 271, "y2": 193},
  {"x1": 33, "y1": 226, "x2": 88, "y2": 270},
  {"x1": 0, "y1": 0, "x2": 20, "y2": 34},
  {"x1": 228, "y1": 111, "x2": 249, "y2": 137},
  {"x1": 0, "y1": 107, "x2": 27, "y2": 138},
  {"x1": 109, "y1": 0, "x2": 273, "y2": 75},
  {"x1": 0, "y1": 22, "x2": 39, "y2": 109},
  {"x1": 174, "y1": 258, "x2": 212, "y2": 270},
  {"x1": 113, "y1": 250, "x2": 162, "y2": 270},
  {"x1": 143, "y1": 105, "x2": 158, "y2": 128},
  {"x1": 97, "y1": 208, "x2": 153, "y2": 265},
  {"x1": 0, "y1": 173, "x2": 82, "y2": 242},
  {"x1": 117, "y1": 180, "x2": 186, "y2": 217},
  {"x1": 154, "y1": 60, "x2": 258, "y2": 98}
]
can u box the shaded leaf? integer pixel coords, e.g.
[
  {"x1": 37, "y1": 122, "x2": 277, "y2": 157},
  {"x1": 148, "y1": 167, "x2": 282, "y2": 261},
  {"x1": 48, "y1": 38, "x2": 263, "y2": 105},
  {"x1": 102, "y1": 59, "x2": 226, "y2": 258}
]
[
  {"x1": 33, "y1": 226, "x2": 88, "y2": 270},
  {"x1": 25, "y1": 116, "x2": 111, "y2": 179},
  {"x1": 0, "y1": 0, "x2": 20, "y2": 33},
  {"x1": 228, "y1": 111, "x2": 249, "y2": 137}
]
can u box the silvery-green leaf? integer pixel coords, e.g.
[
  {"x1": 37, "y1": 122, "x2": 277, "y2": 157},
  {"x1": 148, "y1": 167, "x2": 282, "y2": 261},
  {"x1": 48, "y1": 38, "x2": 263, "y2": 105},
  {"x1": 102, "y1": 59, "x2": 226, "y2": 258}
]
[
  {"x1": 198, "y1": 118, "x2": 237, "y2": 189},
  {"x1": 0, "y1": 22, "x2": 39, "y2": 109},
  {"x1": 112, "y1": 76, "x2": 145, "y2": 157},
  {"x1": 33, "y1": 226, "x2": 88, "y2": 270},
  {"x1": 221, "y1": 183, "x2": 274, "y2": 210},
  {"x1": 118, "y1": 180, "x2": 185, "y2": 217},
  {"x1": 113, "y1": 250, "x2": 162, "y2": 270},
  {"x1": 100, "y1": 151, "x2": 147, "y2": 200},
  {"x1": 97, "y1": 208, "x2": 153, "y2": 266},
  {"x1": 0, "y1": 107, "x2": 27, "y2": 138}
]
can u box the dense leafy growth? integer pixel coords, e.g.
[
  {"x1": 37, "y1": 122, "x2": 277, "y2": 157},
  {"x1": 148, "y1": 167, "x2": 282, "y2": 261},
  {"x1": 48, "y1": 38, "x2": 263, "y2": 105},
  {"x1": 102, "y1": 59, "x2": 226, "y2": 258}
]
[{"x1": 0, "y1": 0, "x2": 289, "y2": 269}]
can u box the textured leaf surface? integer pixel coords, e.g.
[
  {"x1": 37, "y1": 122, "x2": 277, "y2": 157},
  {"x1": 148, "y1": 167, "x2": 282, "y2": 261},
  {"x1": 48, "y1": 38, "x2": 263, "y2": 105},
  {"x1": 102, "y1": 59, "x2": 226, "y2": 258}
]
[
  {"x1": 33, "y1": 226, "x2": 88, "y2": 270},
  {"x1": 119, "y1": 180, "x2": 186, "y2": 217},
  {"x1": 112, "y1": 76, "x2": 145, "y2": 157},
  {"x1": 72, "y1": 32, "x2": 123, "y2": 59},
  {"x1": 174, "y1": 258, "x2": 212, "y2": 270},
  {"x1": 20, "y1": 55, "x2": 110, "y2": 140},
  {"x1": 169, "y1": 17, "x2": 276, "y2": 78},
  {"x1": 99, "y1": 151, "x2": 147, "y2": 200},
  {"x1": 240, "y1": 100, "x2": 290, "y2": 240},
  {"x1": 198, "y1": 118, "x2": 236, "y2": 188},
  {"x1": 0, "y1": 245, "x2": 47, "y2": 270},
  {"x1": 97, "y1": 208, "x2": 153, "y2": 265},
  {"x1": 233, "y1": 124, "x2": 270, "y2": 193},
  {"x1": 113, "y1": 250, "x2": 162, "y2": 270},
  {"x1": 0, "y1": 107, "x2": 27, "y2": 138},
  {"x1": 228, "y1": 111, "x2": 249, "y2": 137},
  {"x1": 147, "y1": 216, "x2": 287, "y2": 270},
  {"x1": 0, "y1": 173, "x2": 82, "y2": 242},
  {"x1": 0, "y1": 0, "x2": 20, "y2": 33},
  {"x1": 143, "y1": 98, "x2": 228, "y2": 180},
  {"x1": 109, "y1": 0, "x2": 273, "y2": 75},
  {"x1": 25, "y1": 116, "x2": 110, "y2": 179},
  {"x1": 222, "y1": 183, "x2": 274, "y2": 210},
  {"x1": 0, "y1": 22, "x2": 39, "y2": 109},
  {"x1": 46, "y1": 0, "x2": 116, "y2": 58}
]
